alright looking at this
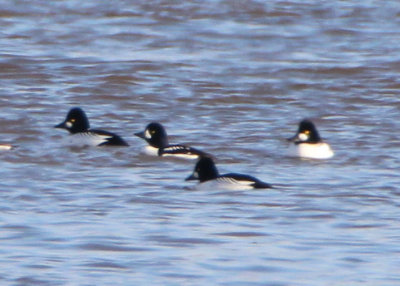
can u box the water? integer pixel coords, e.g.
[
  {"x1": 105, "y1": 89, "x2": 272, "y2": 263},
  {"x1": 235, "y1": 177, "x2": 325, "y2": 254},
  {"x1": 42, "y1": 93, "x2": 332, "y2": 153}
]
[{"x1": 1, "y1": 0, "x2": 400, "y2": 285}]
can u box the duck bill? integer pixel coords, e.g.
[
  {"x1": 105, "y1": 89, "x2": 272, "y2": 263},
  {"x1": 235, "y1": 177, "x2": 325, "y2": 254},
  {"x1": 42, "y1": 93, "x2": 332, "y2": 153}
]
[
  {"x1": 287, "y1": 134, "x2": 298, "y2": 142},
  {"x1": 185, "y1": 173, "x2": 198, "y2": 181},
  {"x1": 134, "y1": 131, "x2": 145, "y2": 139},
  {"x1": 54, "y1": 121, "x2": 67, "y2": 129}
]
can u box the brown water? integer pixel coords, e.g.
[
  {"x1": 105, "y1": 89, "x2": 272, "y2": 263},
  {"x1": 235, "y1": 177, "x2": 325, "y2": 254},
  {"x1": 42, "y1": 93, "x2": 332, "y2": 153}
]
[{"x1": 1, "y1": 1, "x2": 400, "y2": 285}]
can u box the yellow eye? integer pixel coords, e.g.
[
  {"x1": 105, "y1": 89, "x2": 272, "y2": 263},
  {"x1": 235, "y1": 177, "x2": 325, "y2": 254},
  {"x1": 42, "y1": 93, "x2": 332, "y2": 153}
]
[
  {"x1": 151, "y1": 130, "x2": 155, "y2": 134},
  {"x1": 70, "y1": 119, "x2": 76, "y2": 123},
  {"x1": 304, "y1": 130, "x2": 310, "y2": 135}
]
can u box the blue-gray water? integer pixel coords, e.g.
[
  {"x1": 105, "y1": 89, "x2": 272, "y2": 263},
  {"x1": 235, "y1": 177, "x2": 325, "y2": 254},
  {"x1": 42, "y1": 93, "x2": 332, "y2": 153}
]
[{"x1": 1, "y1": 1, "x2": 400, "y2": 285}]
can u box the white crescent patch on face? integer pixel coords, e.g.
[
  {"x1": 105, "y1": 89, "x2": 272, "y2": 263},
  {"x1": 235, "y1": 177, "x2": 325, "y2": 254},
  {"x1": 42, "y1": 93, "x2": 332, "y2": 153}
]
[
  {"x1": 145, "y1": 129, "x2": 151, "y2": 139},
  {"x1": 66, "y1": 121, "x2": 73, "y2": 128},
  {"x1": 298, "y1": 132, "x2": 309, "y2": 141}
]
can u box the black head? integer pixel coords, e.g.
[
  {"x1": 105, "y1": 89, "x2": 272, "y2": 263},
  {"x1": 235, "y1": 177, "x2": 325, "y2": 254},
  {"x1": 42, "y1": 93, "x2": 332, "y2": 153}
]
[
  {"x1": 135, "y1": 122, "x2": 168, "y2": 148},
  {"x1": 288, "y1": 119, "x2": 321, "y2": 144},
  {"x1": 54, "y1": 107, "x2": 90, "y2": 134},
  {"x1": 186, "y1": 156, "x2": 219, "y2": 183}
]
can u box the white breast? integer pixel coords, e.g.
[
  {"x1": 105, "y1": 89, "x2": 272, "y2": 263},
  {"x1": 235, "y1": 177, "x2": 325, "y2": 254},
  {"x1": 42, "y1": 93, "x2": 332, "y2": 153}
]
[
  {"x1": 289, "y1": 142, "x2": 334, "y2": 159},
  {"x1": 142, "y1": 145, "x2": 159, "y2": 156}
]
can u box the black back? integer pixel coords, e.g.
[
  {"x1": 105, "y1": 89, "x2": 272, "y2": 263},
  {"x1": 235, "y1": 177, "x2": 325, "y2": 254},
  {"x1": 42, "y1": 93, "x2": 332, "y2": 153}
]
[
  {"x1": 90, "y1": 129, "x2": 129, "y2": 146},
  {"x1": 159, "y1": 144, "x2": 209, "y2": 157},
  {"x1": 220, "y1": 173, "x2": 272, "y2": 189}
]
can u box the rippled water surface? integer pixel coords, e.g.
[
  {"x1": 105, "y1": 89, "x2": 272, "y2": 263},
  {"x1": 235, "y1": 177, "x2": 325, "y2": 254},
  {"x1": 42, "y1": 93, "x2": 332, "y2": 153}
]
[{"x1": 1, "y1": 1, "x2": 400, "y2": 285}]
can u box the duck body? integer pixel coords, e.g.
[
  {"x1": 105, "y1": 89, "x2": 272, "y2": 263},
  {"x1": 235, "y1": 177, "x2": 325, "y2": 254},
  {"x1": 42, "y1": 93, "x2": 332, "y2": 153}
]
[
  {"x1": 186, "y1": 157, "x2": 272, "y2": 190},
  {"x1": 135, "y1": 122, "x2": 208, "y2": 159},
  {"x1": 0, "y1": 144, "x2": 13, "y2": 150},
  {"x1": 288, "y1": 141, "x2": 334, "y2": 159},
  {"x1": 55, "y1": 107, "x2": 128, "y2": 147},
  {"x1": 287, "y1": 119, "x2": 334, "y2": 159}
]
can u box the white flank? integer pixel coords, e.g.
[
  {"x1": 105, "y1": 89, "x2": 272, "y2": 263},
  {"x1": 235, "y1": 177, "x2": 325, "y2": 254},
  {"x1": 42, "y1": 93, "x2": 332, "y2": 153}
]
[
  {"x1": 217, "y1": 177, "x2": 255, "y2": 190},
  {"x1": 66, "y1": 133, "x2": 111, "y2": 147},
  {"x1": 288, "y1": 142, "x2": 334, "y2": 159},
  {"x1": 162, "y1": 152, "x2": 199, "y2": 159},
  {"x1": 193, "y1": 178, "x2": 255, "y2": 191},
  {"x1": 161, "y1": 146, "x2": 200, "y2": 159}
]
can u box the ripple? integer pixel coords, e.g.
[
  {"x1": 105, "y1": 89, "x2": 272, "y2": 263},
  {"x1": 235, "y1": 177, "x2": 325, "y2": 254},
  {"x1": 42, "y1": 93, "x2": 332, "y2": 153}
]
[
  {"x1": 1, "y1": 0, "x2": 400, "y2": 285},
  {"x1": 215, "y1": 231, "x2": 268, "y2": 238},
  {"x1": 146, "y1": 235, "x2": 224, "y2": 247},
  {"x1": 77, "y1": 243, "x2": 152, "y2": 252},
  {"x1": 82, "y1": 261, "x2": 128, "y2": 270}
]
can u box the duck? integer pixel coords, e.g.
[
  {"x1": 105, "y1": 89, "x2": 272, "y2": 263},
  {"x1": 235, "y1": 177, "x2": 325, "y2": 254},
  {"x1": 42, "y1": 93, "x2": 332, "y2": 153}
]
[
  {"x1": 186, "y1": 156, "x2": 272, "y2": 190},
  {"x1": 287, "y1": 119, "x2": 334, "y2": 159},
  {"x1": 135, "y1": 122, "x2": 208, "y2": 159},
  {"x1": 0, "y1": 144, "x2": 14, "y2": 150},
  {"x1": 54, "y1": 107, "x2": 129, "y2": 147}
]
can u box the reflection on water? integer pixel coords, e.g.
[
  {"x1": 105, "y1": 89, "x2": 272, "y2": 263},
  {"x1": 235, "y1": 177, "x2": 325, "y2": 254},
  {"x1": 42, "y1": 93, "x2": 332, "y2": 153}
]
[{"x1": 1, "y1": 0, "x2": 400, "y2": 285}]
